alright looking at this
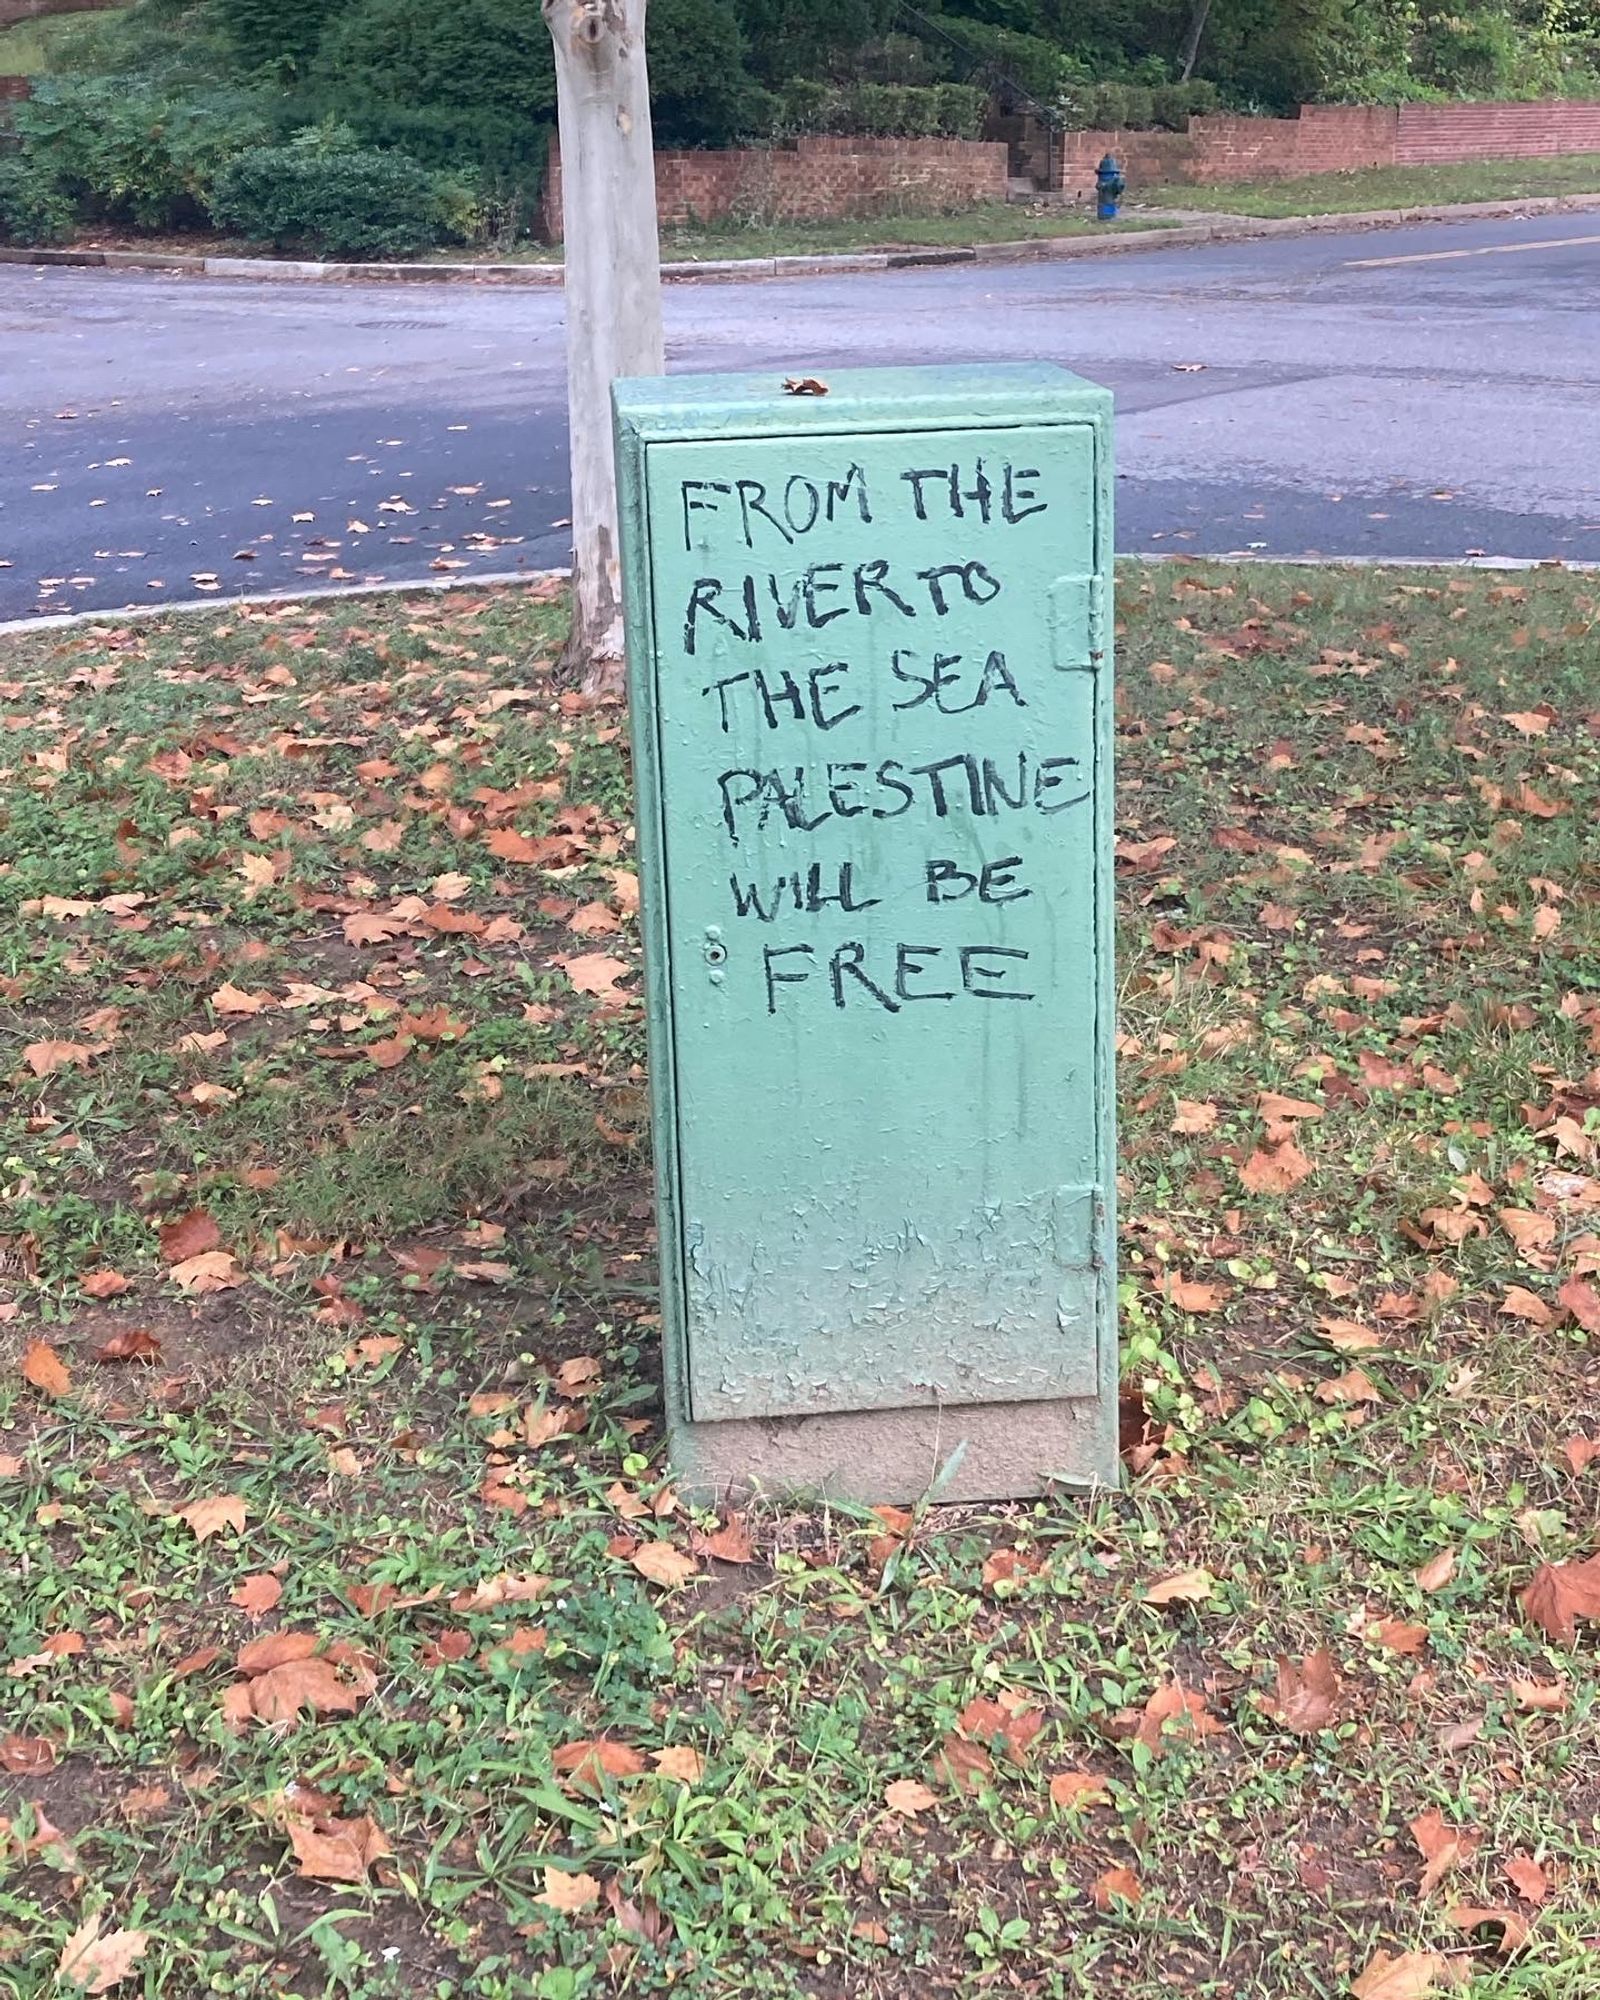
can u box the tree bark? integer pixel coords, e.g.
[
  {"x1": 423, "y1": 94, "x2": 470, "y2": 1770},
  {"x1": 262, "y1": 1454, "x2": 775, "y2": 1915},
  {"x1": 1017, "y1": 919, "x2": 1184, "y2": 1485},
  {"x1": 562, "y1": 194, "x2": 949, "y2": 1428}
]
[
  {"x1": 1178, "y1": 0, "x2": 1214, "y2": 80},
  {"x1": 543, "y1": 0, "x2": 665, "y2": 698}
]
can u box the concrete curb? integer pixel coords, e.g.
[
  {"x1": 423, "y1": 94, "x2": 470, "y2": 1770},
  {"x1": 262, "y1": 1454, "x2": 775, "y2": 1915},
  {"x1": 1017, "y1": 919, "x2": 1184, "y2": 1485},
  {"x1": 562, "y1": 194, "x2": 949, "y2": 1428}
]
[
  {"x1": 4, "y1": 188, "x2": 1598, "y2": 288},
  {"x1": 4, "y1": 554, "x2": 1592, "y2": 641}
]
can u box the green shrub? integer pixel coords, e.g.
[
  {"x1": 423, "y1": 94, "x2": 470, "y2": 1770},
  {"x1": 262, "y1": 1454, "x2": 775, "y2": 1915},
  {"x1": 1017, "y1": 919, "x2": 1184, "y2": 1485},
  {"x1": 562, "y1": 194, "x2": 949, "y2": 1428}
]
[
  {"x1": 15, "y1": 77, "x2": 271, "y2": 229},
  {"x1": 0, "y1": 154, "x2": 75, "y2": 245},
  {"x1": 208, "y1": 132, "x2": 456, "y2": 256},
  {"x1": 315, "y1": 0, "x2": 555, "y2": 128},
  {"x1": 209, "y1": 0, "x2": 343, "y2": 76},
  {"x1": 774, "y1": 78, "x2": 985, "y2": 138}
]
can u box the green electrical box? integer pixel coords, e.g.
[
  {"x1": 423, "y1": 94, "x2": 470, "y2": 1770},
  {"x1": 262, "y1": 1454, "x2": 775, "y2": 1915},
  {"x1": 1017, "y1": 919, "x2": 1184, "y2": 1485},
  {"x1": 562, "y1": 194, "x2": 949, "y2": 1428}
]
[{"x1": 613, "y1": 362, "x2": 1116, "y2": 1503}]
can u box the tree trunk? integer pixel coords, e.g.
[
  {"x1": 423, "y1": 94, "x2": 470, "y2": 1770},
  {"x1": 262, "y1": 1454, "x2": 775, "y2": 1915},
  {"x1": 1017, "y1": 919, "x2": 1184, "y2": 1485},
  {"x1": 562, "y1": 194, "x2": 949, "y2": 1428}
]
[
  {"x1": 1178, "y1": 0, "x2": 1214, "y2": 81},
  {"x1": 544, "y1": 0, "x2": 664, "y2": 698}
]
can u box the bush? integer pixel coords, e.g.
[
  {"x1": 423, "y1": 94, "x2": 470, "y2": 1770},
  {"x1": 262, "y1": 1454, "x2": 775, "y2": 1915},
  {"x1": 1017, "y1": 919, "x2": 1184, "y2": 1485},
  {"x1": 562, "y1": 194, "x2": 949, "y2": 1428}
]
[
  {"x1": 648, "y1": 0, "x2": 773, "y2": 147},
  {"x1": 209, "y1": 0, "x2": 343, "y2": 76},
  {"x1": 15, "y1": 77, "x2": 271, "y2": 230},
  {"x1": 774, "y1": 79, "x2": 985, "y2": 138},
  {"x1": 208, "y1": 133, "x2": 456, "y2": 256},
  {"x1": 0, "y1": 154, "x2": 75, "y2": 245}
]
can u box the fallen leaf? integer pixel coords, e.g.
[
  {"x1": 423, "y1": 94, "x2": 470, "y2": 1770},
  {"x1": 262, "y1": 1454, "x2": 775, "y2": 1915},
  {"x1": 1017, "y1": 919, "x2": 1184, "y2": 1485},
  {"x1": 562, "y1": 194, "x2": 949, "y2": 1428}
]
[
  {"x1": 1368, "y1": 1618, "x2": 1429, "y2": 1655},
  {"x1": 553, "y1": 1738, "x2": 648, "y2": 1790},
  {"x1": 1504, "y1": 1855, "x2": 1548, "y2": 1905},
  {"x1": 0, "y1": 1732, "x2": 56, "y2": 1773},
  {"x1": 1133, "y1": 1678, "x2": 1225, "y2": 1754},
  {"x1": 1092, "y1": 1864, "x2": 1142, "y2": 1910},
  {"x1": 1239, "y1": 1139, "x2": 1313, "y2": 1194},
  {"x1": 21, "y1": 1339, "x2": 71, "y2": 1398},
  {"x1": 691, "y1": 1517, "x2": 756, "y2": 1563},
  {"x1": 79, "y1": 1270, "x2": 132, "y2": 1300},
  {"x1": 229, "y1": 1574, "x2": 282, "y2": 1619},
  {"x1": 1262, "y1": 1650, "x2": 1342, "y2": 1733},
  {"x1": 1158, "y1": 1272, "x2": 1226, "y2": 1313},
  {"x1": 884, "y1": 1777, "x2": 937, "y2": 1816},
  {"x1": 1350, "y1": 1950, "x2": 1449, "y2": 2000},
  {"x1": 1446, "y1": 1905, "x2": 1532, "y2": 1953},
  {"x1": 172, "y1": 1494, "x2": 247, "y2": 1542},
  {"x1": 1558, "y1": 1275, "x2": 1600, "y2": 1333},
  {"x1": 1048, "y1": 1769, "x2": 1109, "y2": 1810},
  {"x1": 536, "y1": 1866, "x2": 600, "y2": 1913},
  {"x1": 1144, "y1": 1567, "x2": 1215, "y2": 1606},
  {"x1": 630, "y1": 1542, "x2": 699, "y2": 1588},
  {"x1": 1315, "y1": 1366, "x2": 1382, "y2": 1405},
  {"x1": 652, "y1": 1746, "x2": 704, "y2": 1784},
  {"x1": 1501, "y1": 1285, "x2": 1553, "y2": 1327},
  {"x1": 1318, "y1": 1317, "x2": 1384, "y2": 1354},
  {"x1": 1414, "y1": 1549, "x2": 1456, "y2": 1593},
  {"x1": 287, "y1": 1812, "x2": 391, "y2": 1884},
  {"x1": 91, "y1": 1328, "x2": 161, "y2": 1365},
  {"x1": 1411, "y1": 1806, "x2": 1481, "y2": 1894},
  {"x1": 159, "y1": 1210, "x2": 221, "y2": 1263},
  {"x1": 559, "y1": 953, "x2": 632, "y2": 1005},
  {"x1": 1519, "y1": 1554, "x2": 1600, "y2": 1646},
  {"x1": 1512, "y1": 1678, "x2": 1568, "y2": 1711},
  {"x1": 247, "y1": 1657, "x2": 363, "y2": 1724},
  {"x1": 170, "y1": 1250, "x2": 241, "y2": 1293},
  {"x1": 1171, "y1": 1098, "x2": 1218, "y2": 1134},
  {"x1": 210, "y1": 983, "x2": 270, "y2": 1016},
  {"x1": 22, "y1": 1039, "x2": 94, "y2": 1076},
  {"x1": 55, "y1": 1914, "x2": 149, "y2": 1994}
]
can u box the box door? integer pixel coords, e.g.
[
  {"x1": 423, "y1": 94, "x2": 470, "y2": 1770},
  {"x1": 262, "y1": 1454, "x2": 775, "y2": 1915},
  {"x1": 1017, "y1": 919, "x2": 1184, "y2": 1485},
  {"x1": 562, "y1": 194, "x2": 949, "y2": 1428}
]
[{"x1": 643, "y1": 422, "x2": 1106, "y2": 1422}]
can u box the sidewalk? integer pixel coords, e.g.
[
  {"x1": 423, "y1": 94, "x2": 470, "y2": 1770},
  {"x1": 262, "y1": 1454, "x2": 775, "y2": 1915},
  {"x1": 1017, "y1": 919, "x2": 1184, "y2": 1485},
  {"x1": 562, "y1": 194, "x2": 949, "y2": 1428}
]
[{"x1": 3, "y1": 189, "x2": 1598, "y2": 287}]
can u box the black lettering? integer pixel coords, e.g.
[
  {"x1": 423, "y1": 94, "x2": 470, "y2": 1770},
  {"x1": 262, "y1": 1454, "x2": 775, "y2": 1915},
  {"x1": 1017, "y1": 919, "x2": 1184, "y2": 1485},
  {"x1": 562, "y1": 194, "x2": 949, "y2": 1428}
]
[
  {"x1": 979, "y1": 856, "x2": 1030, "y2": 904},
  {"x1": 980, "y1": 754, "x2": 1027, "y2": 814},
  {"x1": 926, "y1": 858, "x2": 978, "y2": 903},
  {"x1": 808, "y1": 662, "x2": 861, "y2": 732},
  {"x1": 1034, "y1": 756, "x2": 1090, "y2": 813},
  {"x1": 895, "y1": 944, "x2": 955, "y2": 1002},
  {"x1": 740, "y1": 574, "x2": 762, "y2": 645},
  {"x1": 703, "y1": 671, "x2": 751, "y2": 732},
  {"x1": 765, "y1": 572, "x2": 804, "y2": 632},
  {"x1": 960, "y1": 946, "x2": 1035, "y2": 1001},
  {"x1": 872, "y1": 761, "x2": 915, "y2": 820},
  {"x1": 889, "y1": 648, "x2": 936, "y2": 711},
  {"x1": 805, "y1": 861, "x2": 879, "y2": 914},
  {"x1": 730, "y1": 873, "x2": 794, "y2": 921},
  {"x1": 918, "y1": 561, "x2": 1003, "y2": 617},
  {"x1": 829, "y1": 941, "x2": 900, "y2": 1013},
  {"x1": 912, "y1": 753, "x2": 983, "y2": 818},
  {"x1": 901, "y1": 467, "x2": 955, "y2": 520},
  {"x1": 974, "y1": 649, "x2": 1025, "y2": 709},
  {"x1": 958, "y1": 460, "x2": 994, "y2": 523},
  {"x1": 826, "y1": 762, "x2": 869, "y2": 819},
  {"x1": 783, "y1": 476, "x2": 821, "y2": 537},
  {"x1": 771, "y1": 769, "x2": 831, "y2": 835},
  {"x1": 854, "y1": 559, "x2": 917, "y2": 620},
  {"x1": 736, "y1": 477, "x2": 792, "y2": 549},
  {"x1": 717, "y1": 769, "x2": 762, "y2": 843},
  {"x1": 755, "y1": 668, "x2": 805, "y2": 729},
  {"x1": 684, "y1": 577, "x2": 743, "y2": 657},
  {"x1": 826, "y1": 463, "x2": 872, "y2": 525},
  {"x1": 804, "y1": 563, "x2": 849, "y2": 629},
  {"x1": 763, "y1": 944, "x2": 814, "y2": 1013},
  {"x1": 681, "y1": 479, "x2": 731, "y2": 551},
  {"x1": 1003, "y1": 463, "x2": 1047, "y2": 524}
]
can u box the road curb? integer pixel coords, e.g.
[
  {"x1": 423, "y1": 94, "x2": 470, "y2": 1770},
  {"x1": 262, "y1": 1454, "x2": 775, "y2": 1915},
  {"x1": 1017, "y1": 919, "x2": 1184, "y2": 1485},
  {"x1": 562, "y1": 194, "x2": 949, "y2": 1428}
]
[{"x1": 4, "y1": 189, "x2": 1598, "y2": 288}]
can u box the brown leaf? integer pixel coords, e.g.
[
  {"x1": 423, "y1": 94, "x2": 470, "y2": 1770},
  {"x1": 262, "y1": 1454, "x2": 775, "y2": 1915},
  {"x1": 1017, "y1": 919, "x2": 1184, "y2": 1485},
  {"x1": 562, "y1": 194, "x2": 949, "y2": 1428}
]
[
  {"x1": 1134, "y1": 1678, "x2": 1225, "y2": 1754},
  {"x1": 1262, "y1": 1650, "x2": 1342, "y2": 1733},
  {"x1": 1558, "y1": 1275, "x2": 1600, "y2": 1333},
  {"x1": 55, "y1": 1914, "x2": 149, "y2": 1994},
  {"x1": 1411, "y1": 1806, "x2": 1480, "y2": 1894},
  {"x1": 1144, "y1": 1567, "x2": 1215, "y2": 1607},
  {"x1": 365, "y1": 1032, "x2": 412, "y2": 1070},
  {"x1": 1519, "y1": 1555, "x2": 1600, "y2": 1646},
  {"x1": 1092, "y1": 1865, "x2": 1142, "y2": 1910},
  {"x1": 159, "y1": 1209, "x2": 221, "y2": 1264},
  {"x1": 536, "y1": 1866, "x2": 601, "y2": 1913},
  {"x1": 1170, "y1": 1098, "x2": 1218, "y2": 1135},
  {"x1": 248, "y1": 1657, "x2": 363, "y2": 1724},
  {"x1": 630, "y1": 1541, "x2": 699, "y2": 1588},
  {"x1": 1318, "y1": 1317, "x2": 1383, "y2": 1354},
  {"x1": 1048, "y1": 1769, "x2": 1109, "y2": 1811},
  {"x1": 229, "y1": 1573, "x2": 283, "y2": 1619},
  {"x1": 1258, "y1": 1091, "x2": 1323, "y2": 1121},
  {"x1": 172, "y1": 1493, "x2": 247, "y2": 1542},
  {"x1": 210, "y1": 983, "x2": 270, "y2": 1016},
  {"x1": 23, "y1": 1039, "x2": 95, "y2": 1077},
  {"x1": 1511, "y1": 1677, "x2": 1568, "y2": 1712},
  {"x1": 553, "y1": 1739, "x2": 647, "y2": 1792},
  {"x1": 1414, "y1": 1549, "x2": 1456, "y2": 1593},
  {"x1": 1504, "y1": 1855, "x2": 1549, "y2": 1905},
  {"x1": 1368, "y1": 1618, "x2": 1429, "y2": 1655},
  {"x1": 691, "y1": 1517, "x2": 756, "y2": 1564},
  {"x1": 21, "y1": 1339, "x2": 71, "y2": 1399},
  {"x1": 170, "y1": 1249, "x2": 241, "y2": 1294},
  {"x1": 1501, "y1": 1285, "x2": 1553, "y2": 1327},
  {"x1": 884, "y1": 1777, "x2": 938, "y2": 1816},
  {"x1": 936, "y1": 1732, "x2": 993, "y2": 1794},
  {"x1": 1, "y1": 1732, "x2": 57, "y2": 1773},
  {"x1": 651, "y1": 1746, "x2": 704, "y2": 1784},
  {"x1": 1239, "y1": 1139, "x2": 1313, "y2": 1194},
  {"x1": 79, "y1": 1270, "x2": 133, "y2": 1300},
  {"x1": 1446, "y1": 1906, "x2": 1532, "y2": 1953},
  {"x1": 1350, "y1": 1950, "x2": 1449, "y2": 2000},
  {"x1": 559, "y1": 952, "x2": 632, "y2": 1005},
  {"x1": 92, "y1": 1328, "x2": 161, "y2": 1365},
  {"x1": 1315, "y1": 1366, "x2": 1382, "y2": 1406},
  {"x1": 1158, "y1": 1272, "x2": 1226, "y2": 1313},
  {"x1": 288, "y1": 1812, "x2": 391, "y2": 1883}
]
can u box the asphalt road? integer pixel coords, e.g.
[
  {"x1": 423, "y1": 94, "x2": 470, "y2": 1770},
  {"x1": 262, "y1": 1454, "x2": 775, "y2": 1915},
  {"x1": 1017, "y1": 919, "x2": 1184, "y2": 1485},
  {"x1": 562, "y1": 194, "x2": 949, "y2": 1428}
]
[{"x1": 3, "y1": 210, "x2": 1599, "y2": 620}]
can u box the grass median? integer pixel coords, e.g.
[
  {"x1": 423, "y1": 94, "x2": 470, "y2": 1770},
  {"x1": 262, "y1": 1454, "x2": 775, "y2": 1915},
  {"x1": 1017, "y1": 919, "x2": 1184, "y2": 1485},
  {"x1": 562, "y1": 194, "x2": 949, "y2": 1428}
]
[{"x1": 1, "y1": 563, "x2": 1598, "y2": 1997}]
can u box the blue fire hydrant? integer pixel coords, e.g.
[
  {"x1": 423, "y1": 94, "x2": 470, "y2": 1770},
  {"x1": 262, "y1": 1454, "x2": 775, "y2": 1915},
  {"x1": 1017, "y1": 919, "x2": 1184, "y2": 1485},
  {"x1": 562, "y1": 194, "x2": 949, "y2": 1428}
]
[{"x1": 1096, "y1": 152, "x2": 1125, "y2": 222}]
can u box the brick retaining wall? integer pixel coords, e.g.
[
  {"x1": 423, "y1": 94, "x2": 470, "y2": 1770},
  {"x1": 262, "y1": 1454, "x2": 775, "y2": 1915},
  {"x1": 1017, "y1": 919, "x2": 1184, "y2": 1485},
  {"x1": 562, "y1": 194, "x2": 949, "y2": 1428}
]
[
  {"x1": 1047, "y1": 99, "x2": 1600, "y2": 196},
  {"x1": 542, "y1": 134, "x2": 1010, "y2": 240}
]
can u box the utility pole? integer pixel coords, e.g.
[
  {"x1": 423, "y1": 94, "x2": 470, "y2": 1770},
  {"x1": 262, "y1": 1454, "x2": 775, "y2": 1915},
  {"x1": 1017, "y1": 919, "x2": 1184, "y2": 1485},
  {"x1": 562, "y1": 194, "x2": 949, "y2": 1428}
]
[
  {"x1": 543, "y1": 0, "x2": 665, "y2": 697},
  {"x1": 1178, "y1": 0, "x2": 1214, "y2": 81}
]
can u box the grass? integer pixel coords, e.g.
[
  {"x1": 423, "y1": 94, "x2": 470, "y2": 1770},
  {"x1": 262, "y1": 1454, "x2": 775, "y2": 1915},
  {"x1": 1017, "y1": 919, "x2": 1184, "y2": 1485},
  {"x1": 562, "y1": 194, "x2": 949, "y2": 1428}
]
[
  {"x1": 1, "y1": 563, "x2": 1599, "y2": 1997},
  {"x1": 0, "y1": 9, "x2": 126, "y2": 75},
  {"x1": 1138, "y1": 151, "x2": 1600, "y2": 218}
]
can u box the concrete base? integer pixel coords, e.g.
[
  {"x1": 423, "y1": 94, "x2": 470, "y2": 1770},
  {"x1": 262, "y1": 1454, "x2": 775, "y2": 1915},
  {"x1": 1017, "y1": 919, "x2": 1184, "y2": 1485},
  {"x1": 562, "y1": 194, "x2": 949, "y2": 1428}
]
[{"x1": 668, "y1": 1397, "x2": 1118, "y2": 1507}]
